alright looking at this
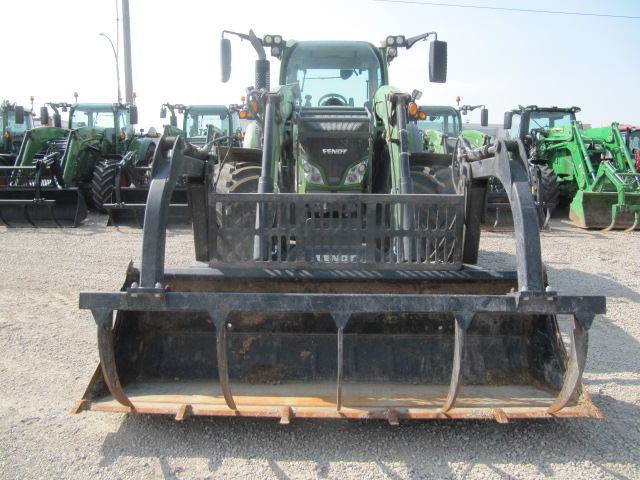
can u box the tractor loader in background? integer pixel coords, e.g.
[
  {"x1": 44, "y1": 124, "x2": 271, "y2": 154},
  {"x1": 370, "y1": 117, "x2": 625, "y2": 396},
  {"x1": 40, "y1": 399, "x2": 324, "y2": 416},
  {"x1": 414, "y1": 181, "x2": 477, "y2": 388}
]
[
  {"x1": 413, "y1": 103, "x2": 513, "y2": 230},
  {"x1": 0, "y1": 100, "x2": 155, "y2": 227},
  {"x1": 73, "y1": 30, "x2": 605, "y2": 422},
  {"x1": 96, "y1": 103, "x2": 242, "y2": 227},
  {"x1": 505, "y1": 105, "x2": 640, "y2": 231}
]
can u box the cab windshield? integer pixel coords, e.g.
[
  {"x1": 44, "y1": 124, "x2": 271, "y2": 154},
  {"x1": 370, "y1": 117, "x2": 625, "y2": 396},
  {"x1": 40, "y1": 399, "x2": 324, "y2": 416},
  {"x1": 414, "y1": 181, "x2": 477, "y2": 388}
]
[
  {"x1": 186, "y1": 110, "x2": 231, "y2": 138},
  {"x1": 416, "y1": 107, "x2": 460, "y2": 136},
  {"x1": 528, "y1": 111, "x2": 574, "y2": 131},
  {"x1": 283, "y1": 41, "x2": 383, "y2": 108},
  {"x1": 5, "y1": 111, "x2": 29, "y2": 132},
  {"x1": 70, "y1": 106, "x2": 130, "y2": 131}
]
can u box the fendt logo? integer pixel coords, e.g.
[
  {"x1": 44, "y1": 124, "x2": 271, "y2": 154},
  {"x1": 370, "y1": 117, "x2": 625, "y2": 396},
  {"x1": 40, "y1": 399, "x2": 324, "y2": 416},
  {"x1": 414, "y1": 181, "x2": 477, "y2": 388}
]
[{"x1": 322, "y1": 148, "x2": 348, "y2": 155}]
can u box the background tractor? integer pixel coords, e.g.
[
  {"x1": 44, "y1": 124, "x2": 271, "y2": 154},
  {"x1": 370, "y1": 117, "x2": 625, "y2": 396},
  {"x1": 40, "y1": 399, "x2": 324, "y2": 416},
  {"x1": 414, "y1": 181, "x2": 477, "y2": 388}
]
[
  {"x1": 160, "y1": 103, "x2": 241, "y2": 146},
  {"x1": 93, "y1": 103, "x2": 242, "y2": 226},
  {"x1": 0, "y1": 100, "x2": 155, "y2": 227},
  {"x1": 0, "y1": 100, "x2": 33, "y2": 166},
  {"x1": 619, "y1": 124, "x2": 640, "y2": 171},
  {"x1": 505, "y1": 105, "x2": 640, "y2": 231},
  {"x1": 73, "y1": 30, "x2": 605, "y2": 423}
]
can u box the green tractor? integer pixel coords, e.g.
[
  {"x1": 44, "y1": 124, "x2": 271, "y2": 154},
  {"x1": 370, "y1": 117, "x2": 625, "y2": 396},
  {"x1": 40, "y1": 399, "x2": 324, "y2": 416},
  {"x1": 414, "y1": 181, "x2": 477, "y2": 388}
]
[
  {"x1": 160, "y1": 103, "x2": 241, "y2": 146},
  {"x1": 0, "y1": 100, "x2": 155, "y2": 227},
  {"x1": 417, "y1": 103, "x2": 490, "y2": 154},
  {"x1": 505, "y1": 105, "x2": 640, "y2": 231},
  {"x1": 0, "y1": 100, "x2": 33, "y2": 166},
  {"x1": 619, "y1": 124, "x2": 640, "y2": 171},
  {"x1": 94, "y1": 103, "x2": 242, "y2": 226},
  {"x1": 73, "y1": 30, "x2": 605, "y2": 422}
]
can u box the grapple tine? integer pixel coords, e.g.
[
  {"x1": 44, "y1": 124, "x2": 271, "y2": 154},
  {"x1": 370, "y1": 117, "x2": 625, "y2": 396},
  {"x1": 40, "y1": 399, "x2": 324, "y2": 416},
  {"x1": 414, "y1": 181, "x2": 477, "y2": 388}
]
[
  {"x1": 332, "y1": 313, "x2": 351, "y2": 411},
  {"x1": 547, "y1": 314, "x2": 592, "y2": 413},
  {"x1": 600, "y1": 206, "x2": 618, "y2": 233},
  {"x1": 336, "y1": 327, "x2": 344, "y2": 411},
  {"x1": 93, "y1": 309, "x2": 134, "y2": 409},
  {"x1": 442, "y1": 313, "x2": 474, "y2": 413},
  {"x1": 210, "y1": 310, "x2": 236, "y2": 410},
  {"x1": 622, "y1": 211, "x2": 639, "y2": 233},
  {"x1": 542, "y1": 208, "x2": 552, "y2": 230}
]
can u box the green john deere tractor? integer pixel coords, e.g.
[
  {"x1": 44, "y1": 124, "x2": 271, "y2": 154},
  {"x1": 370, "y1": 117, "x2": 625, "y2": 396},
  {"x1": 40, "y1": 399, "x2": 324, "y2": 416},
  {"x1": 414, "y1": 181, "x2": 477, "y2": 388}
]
[
  {"x1": 0, "y1": 101, "x2": 155, "y2": 227},
  {"x1": 0, "y1": 100, "x2": 33, "y2": 166},
  {"x1": 505, "y1": 105, "x2": 640, "y2": 231},
  {"x1": 73, "y1": 30, "x2": 605, "y2": 422}
]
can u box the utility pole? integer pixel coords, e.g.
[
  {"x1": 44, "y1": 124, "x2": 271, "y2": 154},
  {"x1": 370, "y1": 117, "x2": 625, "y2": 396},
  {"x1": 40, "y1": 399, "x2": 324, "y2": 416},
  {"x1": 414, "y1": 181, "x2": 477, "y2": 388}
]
[{"x1": 121, "y1": 0, "x2": 134, "y2": 104}]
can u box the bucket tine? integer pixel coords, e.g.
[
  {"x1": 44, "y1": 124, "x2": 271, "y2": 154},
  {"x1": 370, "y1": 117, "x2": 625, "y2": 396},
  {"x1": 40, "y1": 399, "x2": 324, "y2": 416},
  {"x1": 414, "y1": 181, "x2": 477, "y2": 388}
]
[
  {"x1": 92, "y1": 309, "x2": 134, "y2": 409},
  {"x1": 601, "y1": 206, "x2": 618, "y2": 232},
  {"x1": 547, "y1": 313, "x2": 593, "y2": 413},
  {"x1": 542, "y1": 208, "x2": 552, "y2": 230},
  {"x1": 442, "y1": 313, "x2": 474, "y2": 412},
  {"x1": 209, "y1": 310, "x2": 236, "y2": 410},
  {"x1": 622, "y1": 211, "x2": 639, "y2": 233},
  {"x1": 332, "y1": 312, "x2": 351, "y2": 411}
]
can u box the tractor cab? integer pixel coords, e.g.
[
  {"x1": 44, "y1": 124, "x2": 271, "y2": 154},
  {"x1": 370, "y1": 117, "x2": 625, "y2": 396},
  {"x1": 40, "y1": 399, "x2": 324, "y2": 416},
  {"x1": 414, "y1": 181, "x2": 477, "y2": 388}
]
[
  {"x1": 160, "y1": 103, "x2": 239, "y2": 147},
  {"x1": 504, "y1": 105, "x2": 579, "y2": 142},
  {"x1": 1, "y1": 101, "x2": 33, "y2": 160}
]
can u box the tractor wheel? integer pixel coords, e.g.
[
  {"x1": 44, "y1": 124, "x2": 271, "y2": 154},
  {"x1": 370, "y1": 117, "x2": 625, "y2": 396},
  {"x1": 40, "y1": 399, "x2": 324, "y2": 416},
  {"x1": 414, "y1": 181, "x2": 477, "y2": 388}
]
[
  {"x1": 531, "y1": 165, "x2": 559, "y2": 226},
  {"x1": 410, "y1": 168, "x2": 455, "y2": 262},
  {"x1": 213, "y1": 161, "x2": 261, "y2": 261},
  {"x1": 92, "y1": 158, "x2": 121, "y2": 212}
]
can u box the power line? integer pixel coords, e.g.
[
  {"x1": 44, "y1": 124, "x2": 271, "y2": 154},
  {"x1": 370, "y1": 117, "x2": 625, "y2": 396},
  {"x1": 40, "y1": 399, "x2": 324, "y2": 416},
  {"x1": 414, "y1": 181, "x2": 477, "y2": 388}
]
[{"x1": 373, "y1": 0, "x2": 640, "y2": 19}]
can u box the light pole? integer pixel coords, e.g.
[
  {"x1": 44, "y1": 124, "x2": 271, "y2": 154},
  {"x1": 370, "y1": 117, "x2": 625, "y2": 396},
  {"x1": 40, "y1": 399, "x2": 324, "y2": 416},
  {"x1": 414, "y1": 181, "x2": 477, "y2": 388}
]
[{"x1": 99, "y1": 32, "x2": 122, "y2": 104}]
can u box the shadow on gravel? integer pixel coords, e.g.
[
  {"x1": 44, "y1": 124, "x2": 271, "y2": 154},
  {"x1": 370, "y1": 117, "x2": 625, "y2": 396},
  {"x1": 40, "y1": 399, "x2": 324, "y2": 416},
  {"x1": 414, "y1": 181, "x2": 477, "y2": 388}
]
[{"x1": 95, "y1": 395, "x2": 640, "y2": 480}]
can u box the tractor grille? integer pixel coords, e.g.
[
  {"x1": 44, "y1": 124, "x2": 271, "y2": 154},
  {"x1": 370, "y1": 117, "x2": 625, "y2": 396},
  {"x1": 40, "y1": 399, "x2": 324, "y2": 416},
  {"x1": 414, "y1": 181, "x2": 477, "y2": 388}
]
[
  {"x1": 297, "y1": 107, "x2": 372, "y2": 186},
  {"x1": 209, "y1": 192, "x2": 464, "y2": 271}
]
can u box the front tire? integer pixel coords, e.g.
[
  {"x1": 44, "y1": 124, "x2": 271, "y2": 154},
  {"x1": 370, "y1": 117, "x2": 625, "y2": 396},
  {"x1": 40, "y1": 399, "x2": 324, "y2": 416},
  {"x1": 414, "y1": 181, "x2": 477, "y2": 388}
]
[
  {"x1": 213, "y1": 161, "x2": 261, "y2": 261},
  {"x1": 92, "y1": 158, "x2": 120, "y2": 212}
]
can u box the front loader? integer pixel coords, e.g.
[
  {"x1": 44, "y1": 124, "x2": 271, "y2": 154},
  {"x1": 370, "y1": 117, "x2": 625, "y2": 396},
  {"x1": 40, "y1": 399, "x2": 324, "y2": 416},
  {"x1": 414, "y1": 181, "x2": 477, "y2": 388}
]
[
  {"x1": 505, "y1": 105, "x2": 640, "y2": 231},
  {"x1": 73, "y1": 31, "x2": 605, "y2": 422}
]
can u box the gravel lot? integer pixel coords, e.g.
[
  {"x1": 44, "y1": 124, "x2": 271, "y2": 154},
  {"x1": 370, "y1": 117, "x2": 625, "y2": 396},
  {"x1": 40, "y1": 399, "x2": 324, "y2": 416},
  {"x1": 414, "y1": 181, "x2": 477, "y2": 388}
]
[{"x1": 0, "y1": 212, "x2": 638, "y2": 480}]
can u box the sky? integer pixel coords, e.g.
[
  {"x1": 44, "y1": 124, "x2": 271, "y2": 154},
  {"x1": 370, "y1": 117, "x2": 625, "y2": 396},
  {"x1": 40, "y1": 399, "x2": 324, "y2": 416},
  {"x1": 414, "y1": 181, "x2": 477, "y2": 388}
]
[{"x1": 4, "y1": 0, "x2": 639, "y2": 129}]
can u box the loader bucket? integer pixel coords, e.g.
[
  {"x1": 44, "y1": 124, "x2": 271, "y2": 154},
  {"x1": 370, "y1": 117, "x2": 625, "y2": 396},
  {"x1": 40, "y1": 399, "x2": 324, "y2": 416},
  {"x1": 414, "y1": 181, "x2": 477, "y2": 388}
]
[
  {"x1": 104, "y1": 186, "x2": 189, "y2": 227},
  {"x1": 0, "y1": 187, "x2": 87, "y2": 228},
  {"x1": 481, "y1": 185, "x2": 514, "y2": 231},
  {"x1": 74, "y1": 265, "x2": 604, "y2": 421},
  {"x1": 569, "y1": 191, "x2": 640, "y2": 231}
]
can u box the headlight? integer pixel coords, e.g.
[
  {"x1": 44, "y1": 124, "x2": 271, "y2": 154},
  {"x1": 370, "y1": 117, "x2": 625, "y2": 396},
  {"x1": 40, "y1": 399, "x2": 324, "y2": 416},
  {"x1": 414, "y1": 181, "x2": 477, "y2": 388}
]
[
  {"x1": 344, "y1": 161, "x2": 367, "y2": 185},
  {"x1": 302, "y1": 160, "x2": 324, "y2": 185}
]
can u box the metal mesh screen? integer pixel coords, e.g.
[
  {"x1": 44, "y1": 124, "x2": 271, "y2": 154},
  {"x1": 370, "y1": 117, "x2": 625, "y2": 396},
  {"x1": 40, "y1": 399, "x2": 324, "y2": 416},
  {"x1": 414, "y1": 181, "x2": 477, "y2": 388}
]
[{"x1": 209, "y1": 193, "x2": 464, "y2": 271}]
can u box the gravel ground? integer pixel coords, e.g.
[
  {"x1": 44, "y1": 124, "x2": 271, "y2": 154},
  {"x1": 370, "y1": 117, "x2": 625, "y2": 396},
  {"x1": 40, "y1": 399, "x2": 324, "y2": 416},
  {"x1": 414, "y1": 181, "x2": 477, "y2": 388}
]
[{"x1": 0, "y1": 212, "x2": 638, "y2": 480}]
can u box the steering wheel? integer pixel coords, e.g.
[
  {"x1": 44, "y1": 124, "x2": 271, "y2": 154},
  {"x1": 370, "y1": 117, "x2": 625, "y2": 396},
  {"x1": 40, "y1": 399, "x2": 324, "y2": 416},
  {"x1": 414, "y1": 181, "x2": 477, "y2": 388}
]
[{"x1": 318, "y1": 93, "x2": 348, "y2": 106}]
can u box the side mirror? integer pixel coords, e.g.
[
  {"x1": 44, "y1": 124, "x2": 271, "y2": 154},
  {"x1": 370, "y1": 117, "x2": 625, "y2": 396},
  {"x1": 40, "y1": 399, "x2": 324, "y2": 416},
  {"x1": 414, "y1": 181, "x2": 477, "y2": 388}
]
[
  {"x1": 170, "y1": 115, "x2": 178, "y2": 127},
  {"x1": 129, "y1": 106, "x2": 138, "y2": 125},
  {"x1": 428, "y1": 40, "x2": 447, "y2": 83},
  {"x1": 221, "y1": 38, "x2": 232, "y2": 83},
  {"x1": 480, "y1": 108, "x2": 488, "y2": 127},
  {"x1": 53, "y1": 113, "x2": 62, "y2": 129},
  {"x1": 40, "y1": 107, "x2": 49, "y2": 126},
  {"x1": 160, "y1": 107, "x2": 167, "y2": 119},
  {"x1": 503, "y1": 112, "x2": 513, "y2": 130},
  {"x1": 14, "y1": 106, "x2": 25, "y2": 125}
]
